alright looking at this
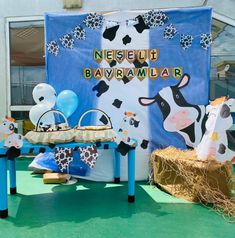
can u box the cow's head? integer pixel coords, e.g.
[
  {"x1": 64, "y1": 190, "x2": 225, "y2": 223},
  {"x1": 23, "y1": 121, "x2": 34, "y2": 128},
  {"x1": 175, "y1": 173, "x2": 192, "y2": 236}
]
[
  {"x1": 205, "y1": 97, "x2": 235, "y2": 132},
  {"x1": 0, "y1": 117, "x2": 17, "y2": 135},
  {"x1": 138, "y1": 74, "x2": 201, "y2": 132}
]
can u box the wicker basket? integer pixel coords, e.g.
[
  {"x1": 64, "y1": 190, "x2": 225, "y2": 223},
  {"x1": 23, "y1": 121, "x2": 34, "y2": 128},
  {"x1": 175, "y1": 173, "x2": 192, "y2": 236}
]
[
  {"x1": 24, "y1": 109, "x2": 74, "y2": 144},
  {"x1": 74, "y1": 109, "x2": 116, "y2": 142}
]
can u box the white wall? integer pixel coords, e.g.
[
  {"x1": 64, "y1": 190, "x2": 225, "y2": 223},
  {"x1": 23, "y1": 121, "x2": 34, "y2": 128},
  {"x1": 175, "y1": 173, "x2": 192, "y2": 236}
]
[{"x1": 1, "y1": 0, "x2": 235, "y2": 122}]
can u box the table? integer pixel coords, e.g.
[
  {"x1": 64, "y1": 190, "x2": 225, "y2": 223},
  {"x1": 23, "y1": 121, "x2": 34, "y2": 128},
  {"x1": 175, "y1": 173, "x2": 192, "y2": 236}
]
[{"x1": 0, "y1": 140, "x2": 136, "y2": 218}]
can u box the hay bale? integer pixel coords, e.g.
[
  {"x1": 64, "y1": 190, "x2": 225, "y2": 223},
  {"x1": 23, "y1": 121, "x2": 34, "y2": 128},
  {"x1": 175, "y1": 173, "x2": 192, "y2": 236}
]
[{"x1": 151, "y1": 147, "x2": 235, "y2": 222}]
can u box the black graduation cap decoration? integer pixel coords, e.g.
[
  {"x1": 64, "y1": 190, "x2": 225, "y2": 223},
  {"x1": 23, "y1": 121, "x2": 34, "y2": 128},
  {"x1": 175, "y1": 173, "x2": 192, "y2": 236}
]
[
  {"x1": 122, "y1": 76, "x2": 130, "y2": 84},
  {"x1": 112, "y1": 99, "x2": 123, "y2": 108},
  {"x1": 92, "y1": 80, "x2": 109, "y2": 97},
  {"x1": 133, "y1": 59, "x2": 148, "y2": 68},
  {"x1": 109, "y1": 60, "x2": 117, "y2": 67},
  {"x1": 141, "y1": 139, "x2": 149, "y2": 149},
  {"x1": 99, "y1": 115, "x2": 109, "y2": 125}
]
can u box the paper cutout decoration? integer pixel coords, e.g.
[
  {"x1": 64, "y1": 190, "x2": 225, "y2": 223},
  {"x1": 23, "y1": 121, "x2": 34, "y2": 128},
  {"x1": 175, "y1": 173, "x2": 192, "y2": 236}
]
[
  {"x1": 103, "y1": 68, "x2": 114, "y2": 80},
  {"x1": 93, "y1": 68, "x2": 104, "y2": 80},
  {"x1": 115, "y1": 68, "x2": 124, "y2": 80},
  {"x1": 148, "y1": 49, "x2": 159, "y2": 63},
  {"x1": 180, "y1": 34, "x2": 194, "y2": 50},
  {"x1": 78, "y1": 145, "x2": 98, "y2": 169},
  {"x1": 104, "y1": 50, "x2": 114, "y2": 64},
  {"x1": 72, "y1": 25, "x2": 86, "y2": 40},
  {"x1": 140, "y1": 139, "x2": 149, "y2": 149},
  {"x1": 92, "y1": 80, "x2": 109, "y2": 97},
  {"x1": 133, "y1": 59, "x2": 148, "y2": 68},
  {"x1": 116, "y1": 112, "x2": 139, "y2": 155},
  {"x1": 137, "y1": 50, "x2": 147, "y2": 64},
  {"x1": 164, "y1": 24, "x2": 177, "y2": 39},
  {"x1": 148, "y1": 68, "x2": 158, "y2": 80},
  {"x1": 196, "y1": 97, "x2": 235, "y2": 163},
  {"x1": 83, "y1": 68, "x2": 92, "y2": 80},
  {"x1": 139, "y1": 74, "x2": 206, "y2": 148},
  {"x1": 55, "y1": 147, "x2": 73, "y2": 172},
  {"x1": 0, "y1": 117, "x2": 23, "y2": 150},
  {"x1": 83, "y1": 13, "x2": 104, "y2": 30},
  {"x1": 112, "y1": 99, "x2": 123, "y2": 108},
  {"x1": 59, "y1": 34, "x2": 74, "y2": 49},
  {"x1": 93, "y1": 50, "x2": 103, "y2": 63},
  {"x1": 160, "y1": 67, "x2": 170, "y2": 80},
  {"x1": 200, "y1": 33, "x2": 212, "y2": 49},
  {"x1": 47, "y1": 41, "x2": 59, "y2": 56},
  {"x1": 126, "y1": 50, "x2": 136, "y2": 64},
  {"x1": 109, "y1": 60, "x2": 117, "y2": 67},
  {"x1": 125, "y1": 68, "x2": 135, "y2": 81},
  {"x1": 172, "y1": 67, "x2": 183, "y2": 80},
  {"x1": 136, "y1": 68, "x2": 147, "y2": 81},
  {"x1": 142, "y1": 10, "x2": 168, "y2": 28},
  {"x1": 115, "y1": 50, "x2": 125, "y2": 64},
  {"x1": 118, "y1": 112, "x2": 139, "y2": 144}
]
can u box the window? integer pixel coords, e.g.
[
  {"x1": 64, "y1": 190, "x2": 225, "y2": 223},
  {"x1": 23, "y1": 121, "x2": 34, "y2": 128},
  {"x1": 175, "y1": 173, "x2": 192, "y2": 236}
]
[
  {"x1": 210, "y1": 18, "x2": 235, "y2": 100},
  {"x1": 7, "y1": 17, "x2": 45, "y2": 134}
]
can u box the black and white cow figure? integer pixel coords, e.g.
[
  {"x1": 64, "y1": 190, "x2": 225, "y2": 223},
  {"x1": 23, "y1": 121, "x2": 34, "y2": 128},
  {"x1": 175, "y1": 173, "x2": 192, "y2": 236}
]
[{"x1": 138, "y1": 74, "x2": 207, "y2": 148}]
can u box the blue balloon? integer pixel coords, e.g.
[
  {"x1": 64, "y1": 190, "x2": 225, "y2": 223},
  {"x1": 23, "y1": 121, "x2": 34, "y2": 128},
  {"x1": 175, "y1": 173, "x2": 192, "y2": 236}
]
[{"x1": 56, "y1": 90, "x2": 78, "y2": 118}]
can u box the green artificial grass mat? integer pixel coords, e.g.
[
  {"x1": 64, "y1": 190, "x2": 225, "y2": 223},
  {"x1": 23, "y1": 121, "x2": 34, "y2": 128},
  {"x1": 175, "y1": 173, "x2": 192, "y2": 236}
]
[{"x1": 0, "y1": 158, "x2": 235, "y2": 238}]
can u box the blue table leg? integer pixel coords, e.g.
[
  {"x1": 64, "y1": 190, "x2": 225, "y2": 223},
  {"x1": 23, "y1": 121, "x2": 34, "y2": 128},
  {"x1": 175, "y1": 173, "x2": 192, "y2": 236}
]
[
  {"x1": 114, "y1": 150, "x2": 121, "y2": 183},
  {"x1": 0, "y1": 157, "x2": 8, "y2": 218},
  {"x1": 9, "y1": 159, "x2": 17, "y2": 194},
  {"x1": 128, "y1": 148, "x2": 135, "y2": 203}
]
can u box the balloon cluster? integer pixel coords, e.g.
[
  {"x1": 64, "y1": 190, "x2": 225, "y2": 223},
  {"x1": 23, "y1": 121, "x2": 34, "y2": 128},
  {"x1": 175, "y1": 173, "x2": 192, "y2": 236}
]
[{"x1": 30, "y1": 83, "x2": 78, "y2": 126}]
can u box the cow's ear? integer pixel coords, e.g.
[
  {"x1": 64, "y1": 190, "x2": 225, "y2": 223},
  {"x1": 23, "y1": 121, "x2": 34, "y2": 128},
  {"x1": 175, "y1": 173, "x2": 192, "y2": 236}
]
[
  {"x1": 176, "y1": 74, "x2": 190, "y2": 89},
  {"x1": 206, "y1": 105, "x2": 212, "y2": 114},
  {"x1": 138, "y1": 97, "x2": 155, "y2": 106}
]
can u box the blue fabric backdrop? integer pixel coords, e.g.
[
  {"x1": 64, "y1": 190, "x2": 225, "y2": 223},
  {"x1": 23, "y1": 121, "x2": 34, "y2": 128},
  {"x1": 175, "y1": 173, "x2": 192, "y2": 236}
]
[{"x1": 45, "y1": 8, "x2": 212, "y2": 180}]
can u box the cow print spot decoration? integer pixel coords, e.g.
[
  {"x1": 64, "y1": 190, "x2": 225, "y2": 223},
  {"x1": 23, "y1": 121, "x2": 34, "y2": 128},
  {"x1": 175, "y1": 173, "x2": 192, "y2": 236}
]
[
  {"x1": 112, "y1": 99, "x2": 123, "y2": 108},
  {"x1": 141, "y1": 139, "x2": 149, "y2": 149},
  {"x1": 116, "y1": 141, "x2": 131, "y2": 156},
  {"x1": 99, "y1": 115, "x2": 108, "y2": 125},
  {"x1": 83, "y1": 13, "x2": 104, "y2": 30},
  {"x1": 180, "y1": 34, "x2": 194, "y2": 50},
  {"x1": 164, "y1": 24, "x2": 177, "y2": 39},
  {"x1": 122, "y1": 35, "x2": 131, "y2": 45},
  {"x1": 39, "y1": 96, "x2": 44, "y2": 102},
  {"x1": 133, "y1": 59, "x2": 148, "y2": 68},
  {"x1": 109, "y1": 60, "x2": 117, "y2": 67},
  {"x1": 218, "y1": 143, "x2": 226, "y2": 154},
  {"x1": 55, "y1": 147, "x2": 73, "y2": 172},
  {"x1": 133, "y1": 15, "x2": 150, "y2": 33},
  {"x1": 92, "y1": 80, "x2": 109, "y2": 97},
  {"x1": 200, "y1": 33, "x2": 212, "y2": 49},
  {"x1": 59, "y1": 34, "x2": 74, "y2": 49},
  {"x1": 122, "y1": 76, "x2": 130, "y2": 84},
  {"x1": 142, "y1": 10, "x2": 168, "y2": 28},
  {"x1": 72, "y1": 25, "x2": 86, "y2": 40},
  {"x1": 47, "y1": 40, "x2": 59, "y2": 56},
  {"x1": 103, "y1": 25, "x2": 120, "y2": 41}
]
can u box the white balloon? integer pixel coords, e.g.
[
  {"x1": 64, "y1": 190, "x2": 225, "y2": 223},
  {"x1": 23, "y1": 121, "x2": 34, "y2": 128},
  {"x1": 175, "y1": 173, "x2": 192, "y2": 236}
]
[
  {"x1": 29, "y1": 104, "x2": 55, "y2": 127},
  {"x1": 32, "y1": 83, "x2": 57, "y2": 108}
]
